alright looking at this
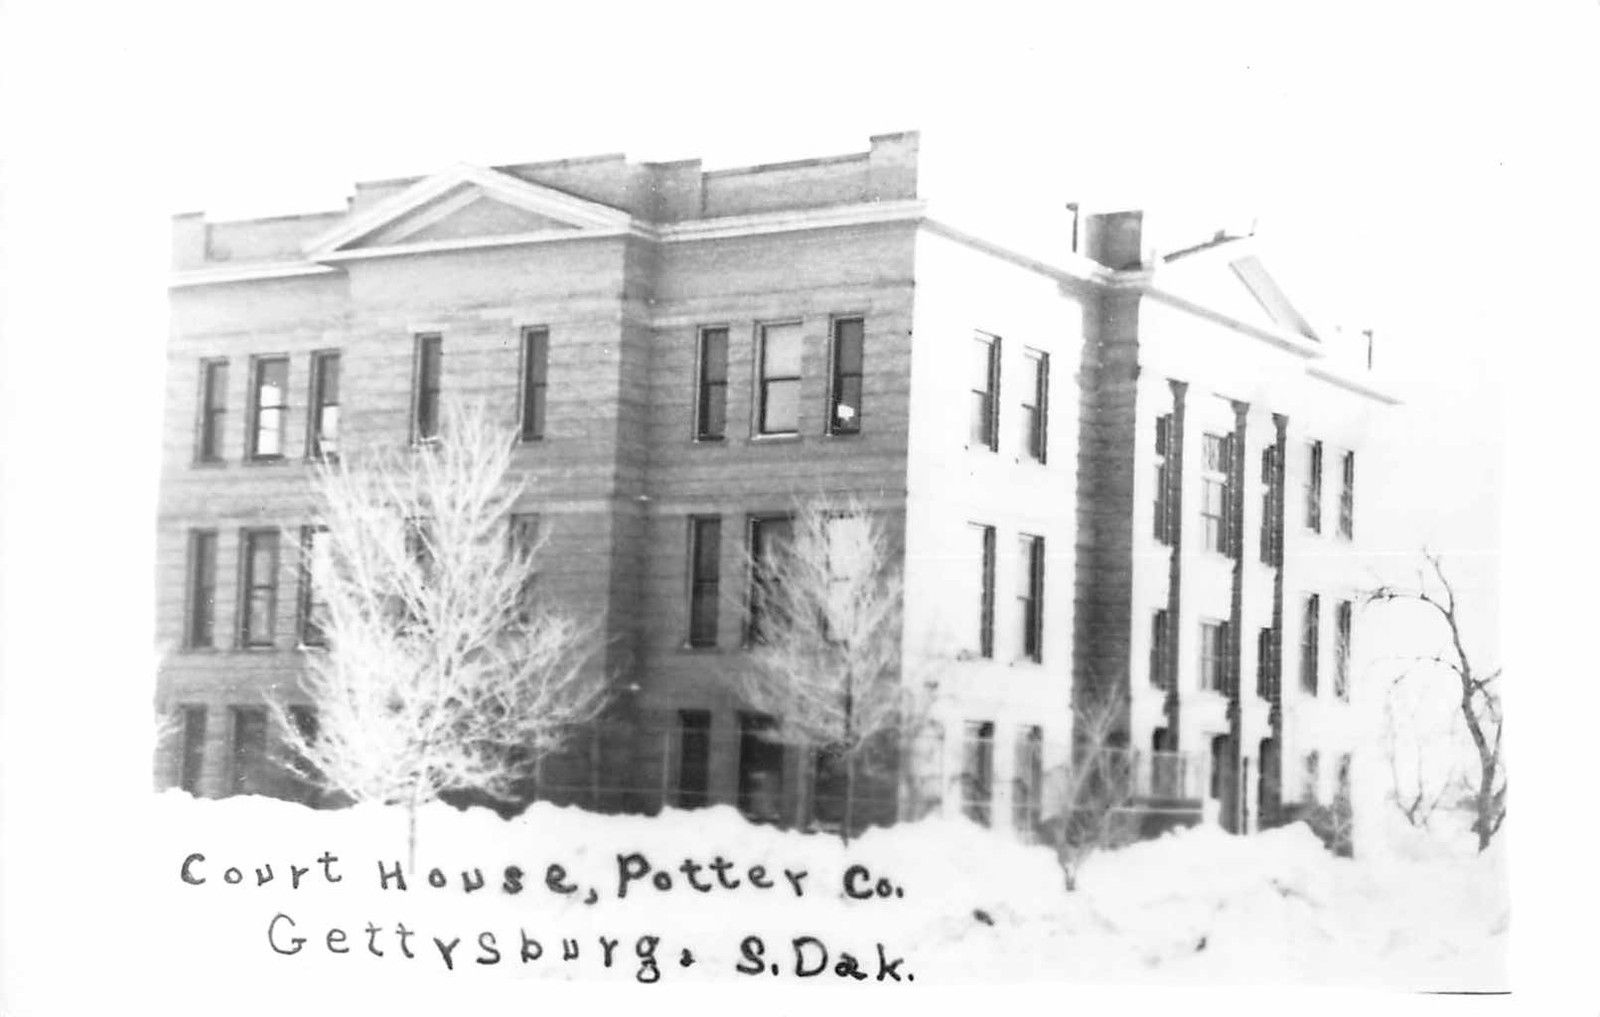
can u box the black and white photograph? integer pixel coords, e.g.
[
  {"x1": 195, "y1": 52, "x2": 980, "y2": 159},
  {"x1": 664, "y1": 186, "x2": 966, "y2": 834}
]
[{"x1": 1, "y1": 2, "x2": 1593, "y2": 1014}]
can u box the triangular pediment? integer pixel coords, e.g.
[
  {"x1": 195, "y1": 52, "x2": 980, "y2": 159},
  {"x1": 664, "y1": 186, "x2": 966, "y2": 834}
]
[
  {"x1": 1160, "y1": 241, "x2": 1321, "y2": 342},
  {"x1": 303, "y1": 164, "x2": 635, "y2": 262}
]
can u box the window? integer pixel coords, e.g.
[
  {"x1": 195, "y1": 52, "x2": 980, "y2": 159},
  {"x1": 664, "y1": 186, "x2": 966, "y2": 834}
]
[
  {"x1": 1336, "y1": 753, "x2": 1353, "y2": 804},
  {"x1": 185, "y1": 529, "x2": 218, "y2": 649},
  {"x1": 520, "y1": 326, "x2": 548, "y2": 442},
  {"x1": 1017, "y1": 534, "x2": 1044, "y2": 662},
  {"x1": 757, "y1": 322, "x2": 802, "y2": 435},
  {"x1": 972, "y1": 523, "x2": 996, "y2": 658},
  {"x1": 306, "y1": 351, "x2": 340, "y2": 460},
  {"x1": 822, "y1": 513, "x2": 871, "y2": 641},
  {"x1": 1334, "y1": 600, "x2": 1352, "y2": 701},
  {"x1": 747, "y1": 516, "x2": 793, "y2": 642},
  {"x1": 1200, "y1": 620, "x2": 1229, "y2": 692},
  {"x1": 688, "y1": 517, "x2": 721, "y2": 647},
  {"x1": 1338, "y1": 451, "x2": 1355, "y2": 539},
  {"x1": 298, "y1": 526, "x2": 330, "y2": 647},
  {"x1": 508, "y1": 513, "x2": 542, "y2": 620},
  {"x1": 1013, "y1": 726, "x2": 1044, "y2": 838},
  {"x1": 960, "y1": 720, "x2": 995, "y2": 826},
  {"x1": 1303, "y1": 750, "x2": 1321, "y2": 803},
  {"x1": 229, "y1": 706, "x2": 269, "y2": 795},
  {"x1": 812, "y1": 745, "x2": 849, "y2": 827},
  {"x1": 413, "y1": 333, "x2": 442, "y2": 442},
  {"x1": 1256, "y1": 627, "x2": 1274, "y2": 699},
  {"x1": 1300, "y1": 594, "x2": 1321, "y2": 695},
  {"x1": 1021, "y1": 349, "x2": 1048, "y2": 461},
  {"x1": 1304, "y1": 440, "x2": 1323, "y2": 532},
  {"x1": 239, "y1": 529, "x2": 280, "y2": 648},
  {"x1": 196, "y1": 359, "x2": 228, "y2": 463},
  {"x1": 1200, "y1": 432, "x2": 1235, "y2": 555},
  {"x1": 1259, "y1": 446, "x2": 1279, "y2": 564},
  {"x1": 677, "y1": 710, "x2": 711, "y2": 809},
  {"x1": 247, "y1": 356, "x2": 288, "y2": 459},
  {"x1": 695, "y1": 326, "x2": 729, "y2": 440},
  {"x1": 1210, "y1": 734, "x2": 1232, "y2": 801},
  {"x1": 1151, "y1": 728, "x2": 1180, "y2": 799},
  {"x1": 969, "y1": 334, "x2": 1001, "y2": 450},
  {"x1": 1153, "y1": 414, "x2": 1175, "y2": 544},
  {"x1": 177, "y1": 705, "x2": 207, "y2": 794},
  {"x1": 828, "y1": 317, "x2": 864, "y2": 435},
  {"x1": 737, "y1": 713, "x2": 784, "y2": 822},
  {"x1": 1150, "y1": 609, "x2": 1172, "y2": 689},
  {"x1": 285, "y1": 705, "x2": 321, "y2": 804}
]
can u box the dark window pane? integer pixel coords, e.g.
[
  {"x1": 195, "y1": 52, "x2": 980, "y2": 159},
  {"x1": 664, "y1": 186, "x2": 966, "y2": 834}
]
[
  {"x1": 689, "y1": 518, "x2": 720, "y2": 647},
  {"x1": 415, "y1": 335, "x2": 442, "y2": 441},
  {"x1": 521, "y1": 328, "x2": 548, "y2": 441},
  {"x1": 179, "y1": 706, "x2": 207, "y2": 793},
  {"x1": 230, "y1": 707, "x2": 268, "y2": 795},
  {"x1": 199, "y1": 361, "x2": 228, "y2": 461},
  {"x1": 678, "y1": 710, "x2": 711, "y2": 808},
  {"x1": 701, "y1": 328, "x2": 728, "y2": 384},
  {"x1": 697, "y1": 328, "x2": 729, "y2": 440},
  {"x1": 737, "y1": 713, "x2": 784, "y2": 822},
  {"x1": 188, "y1": 531, "x2": 217, "y2": 648}
]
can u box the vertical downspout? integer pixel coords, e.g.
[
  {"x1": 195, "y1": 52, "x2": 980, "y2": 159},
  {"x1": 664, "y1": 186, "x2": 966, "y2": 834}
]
[
  {"x1": 1162, "y1": 380, "x2": 1188, "y2": 746},
  {"x1": 1225, "y1": 400, "x2": 1250, "y2": 833}
]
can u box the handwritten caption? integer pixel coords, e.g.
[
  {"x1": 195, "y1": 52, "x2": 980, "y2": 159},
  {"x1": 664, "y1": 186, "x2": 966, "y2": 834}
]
[{"x1": 177, "y1": 850, "x2": 916, "y2": 983}]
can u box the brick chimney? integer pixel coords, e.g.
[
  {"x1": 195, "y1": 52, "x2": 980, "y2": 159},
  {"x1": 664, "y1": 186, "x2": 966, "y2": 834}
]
[{"x1": 1084, "y1": 209, "x2": 1144, "y2": 270}]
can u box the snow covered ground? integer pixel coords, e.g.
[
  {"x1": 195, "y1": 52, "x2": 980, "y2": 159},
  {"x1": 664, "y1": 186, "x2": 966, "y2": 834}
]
[{"x1": 142, "y1": 791, "x2": 1506, "y2": 993}]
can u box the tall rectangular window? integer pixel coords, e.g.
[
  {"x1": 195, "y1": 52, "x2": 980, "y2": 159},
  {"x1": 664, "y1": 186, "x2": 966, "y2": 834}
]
[
  {"x1": 757, "y1": 322, "x2": 802, "y2": 435},
  {"x1": 1301, "y1": 594, "x2": 1321, "y2": 695},
  {"x1": 1256, "y1": 627, "x2": 1274, "y2": 699},
  {"x1": 196, "y1": 359, "x2": 228, "y2": 463},
  {"x1": 1021, "y1": 349, "x2": 1048, "y2": 461},
  {"x1": 1154, "y1": 414, "x2": 1174, "y2": 544},
  {"x1": 185, "y1": 529, "x2": 218, "y2": 649},
  {"x1": 688, "y1": 517, "x2": 721, "y2": 647},
  {"x1": 1303, "y1": 750, "x2": 1321, "y2": 803},
  {"x1": 695, "y1": 326, "x2": 728, "y2": 440},
  {"x1": 1017, "y1": 534, "x2": 1044, "y2": 662},
  {"x1": 1339, "y1": 451, "x2": 1355, "y2": 539},
  {"x1": 239, "y1": 529, "x2": 280, "y2": 648},
  {"x1": 1201, "y1": 432, "x2": 1235, "y2": 555},
  {"x1": 747, "y1": 516, "x2": 793, "y2": 643},
  {"x1": 1304, "y1": 440, "x2": 1323, "y2": 532},
  {"x1": 677, "y1": 709, "x2": 712, "y2": 809},
  {"x1": 508, "y1": 513, "x2": 542, "y2": 621},
  {"x1": 828, "y1": 317, "x2": 864, "y2": 435},
  {"x1": 306, "y1": 351, "x2": 340, "y2": 460},
  {"x1": 737, "y1": 713, "x2": 784, "y2": 822},
  {"x1": 960, "y1": 720, "x2": 995, "y2": 826},
  {"x1": 1012, "y1": 725, "x2": 1044, "y2": 838},
  {"x1": 229, "y1": 706, "x2": 268, "y2": 795},
  {"x1": 285, "y1": 705, "x2": 321, "y2": 804},
  {"x1": 969, "y1": 334, "x2": 1001, "y2": 450},
  {"x1": 247, "y1": 356, "x2": 288, "y2": 459},
  {"x1": 1259, "y1": 445, "x2": 1279, "y2": 564},
  {"x1": 1150, "y1": 609, "x2": 1172, "y2": 689},
  {"x1": 178, "y1": 705, "x2": 207, "y2": 794},
  {"x1": 298, "y1": 526, "x2": 330, "y2": 647},
  {"x1": 520, "y1": 326, "x2": 548, "y2": 442},
  {"x1": 973, "y1": 523, "x2": 996, "y2": 658},
  {"x1": 1334, "y1": 600, "x2": 1352, "y2": 701},
  {"x1": 413, "y1": 333, "x2": 442, "y2": 442},
  {"x1": 1200, "y1": 620, "x2": 1229, "y2": 692}
]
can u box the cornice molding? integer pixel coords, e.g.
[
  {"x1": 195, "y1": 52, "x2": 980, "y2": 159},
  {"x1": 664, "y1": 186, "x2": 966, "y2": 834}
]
[{"x1": 168, "y1": 261, "x2": 339, "y2": 289}]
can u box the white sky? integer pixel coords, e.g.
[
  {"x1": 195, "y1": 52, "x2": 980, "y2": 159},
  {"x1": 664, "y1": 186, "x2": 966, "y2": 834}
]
[{"x1": 2, "y1": 0, "x2": 1597, "y2": 1012}]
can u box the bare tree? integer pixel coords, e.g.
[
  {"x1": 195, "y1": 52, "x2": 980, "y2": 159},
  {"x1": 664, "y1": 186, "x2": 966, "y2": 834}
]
[
  {"x1": 1367, "y1": 552, "x2": 1504, "y2": 851},
  {"x1": 1382, "y1": 674, "x2": 1469, "y2": 830},
  {"x1": 273, "y1": 401, "x2": 608, "y2": 868},
  {"x1": 1040, "y1": 688, "x2": 1137, "y2": 892},
  {"x1": 733, "y1": 494, "x2": 924, "y2": 843}
]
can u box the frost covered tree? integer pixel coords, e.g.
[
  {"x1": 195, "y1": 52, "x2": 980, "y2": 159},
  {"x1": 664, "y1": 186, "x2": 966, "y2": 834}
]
[
  {"x1": 272, "y1": 401, "x2": 607, "y2": 868},
  {"x1": 734, "y1": 494, "x2": 922, "y2": 843},
  {"x1": 1367, "y1": 552, "x2": 1504, "y2": 851},
  {"x1": 1041, "y1": 688, "x2": 1136, "y2": 891}
]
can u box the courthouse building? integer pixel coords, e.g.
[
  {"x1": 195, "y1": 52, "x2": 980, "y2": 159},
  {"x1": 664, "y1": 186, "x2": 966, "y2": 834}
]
[{"x1": 155, "y1": 131, "x2": 1396, "y2": 837}]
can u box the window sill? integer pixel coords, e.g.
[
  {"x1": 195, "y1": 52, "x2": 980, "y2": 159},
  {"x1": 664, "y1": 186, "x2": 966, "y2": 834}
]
[
  {"x1": 691, "y1": 435, "x2": 727, "y2": 445},
  {"x1": 243, "y1": 456, "x2": 290, "y2": 467},
  {"x1": 190, "y1": 459, "x2": 229, "y2": 470},
  {"x1": 678, "y1": 642, "x2": 725, "y2": 654},
  {"x1": 823, "y1": 429, "x2": 862, "y2": 440}
]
